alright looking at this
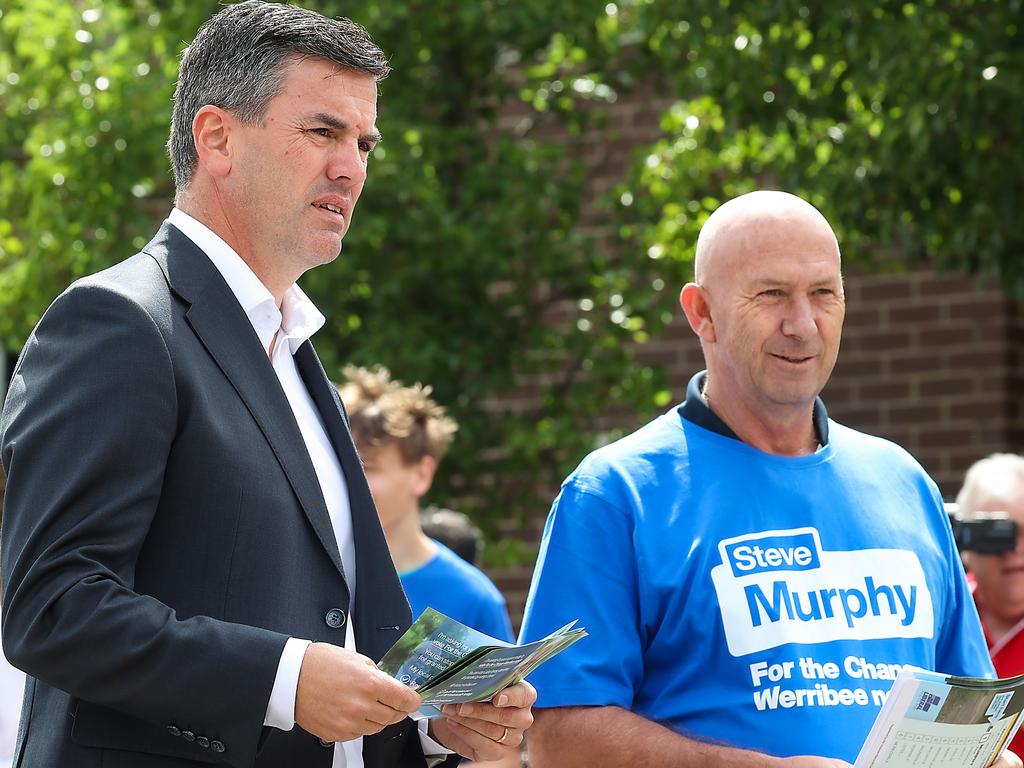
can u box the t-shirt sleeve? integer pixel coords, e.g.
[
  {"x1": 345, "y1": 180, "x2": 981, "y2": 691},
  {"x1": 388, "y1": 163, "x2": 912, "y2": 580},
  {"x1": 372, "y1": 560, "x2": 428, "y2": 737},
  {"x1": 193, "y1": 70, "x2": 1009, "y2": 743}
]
[{"x1": 518, "y1": 480, "x2": 642, "y2": 709}]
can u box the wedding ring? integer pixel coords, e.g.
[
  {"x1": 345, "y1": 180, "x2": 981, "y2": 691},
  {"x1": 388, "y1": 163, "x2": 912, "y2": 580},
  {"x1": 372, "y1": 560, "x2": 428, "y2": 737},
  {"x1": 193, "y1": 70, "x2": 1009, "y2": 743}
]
[{"x1": 497, "y1": 726, "x2": 510, "y2": 744}]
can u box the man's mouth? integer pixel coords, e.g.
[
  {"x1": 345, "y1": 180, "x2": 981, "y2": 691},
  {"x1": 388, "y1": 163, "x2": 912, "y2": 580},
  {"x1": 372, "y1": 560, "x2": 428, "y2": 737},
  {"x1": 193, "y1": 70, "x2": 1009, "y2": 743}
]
[
  {"x1": 771, "y1": 353, "x2": 813, "y2": 364},
  {"x1": 314, "y1": 202, "x2": 344, "y2": 216}
]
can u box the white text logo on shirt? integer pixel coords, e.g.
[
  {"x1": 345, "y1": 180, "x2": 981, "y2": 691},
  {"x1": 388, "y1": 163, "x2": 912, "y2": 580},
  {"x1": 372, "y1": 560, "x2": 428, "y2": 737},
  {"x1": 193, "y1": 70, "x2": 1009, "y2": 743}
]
[{"x1": 710, "y1": 527, "x2": 934, "y2": 657}]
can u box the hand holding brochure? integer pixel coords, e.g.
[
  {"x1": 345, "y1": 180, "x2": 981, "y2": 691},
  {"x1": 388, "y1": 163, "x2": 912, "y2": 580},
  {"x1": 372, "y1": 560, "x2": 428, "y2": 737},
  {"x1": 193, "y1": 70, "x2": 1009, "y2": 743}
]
[
  {"x1": 378, "y1": 608, "x2": 586, "y2": 717},
  {"x1": 855, "y1": 667, "x2": 1024, "y2": 768}
]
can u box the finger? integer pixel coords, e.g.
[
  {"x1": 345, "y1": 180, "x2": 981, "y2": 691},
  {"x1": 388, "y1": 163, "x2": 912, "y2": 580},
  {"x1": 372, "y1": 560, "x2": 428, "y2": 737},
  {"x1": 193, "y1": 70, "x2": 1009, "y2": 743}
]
[
  {"x1": 371, "y1": 674, "x2": 423, "y2": 712},
  {"x1": 361, "y1": 699, "x2": 414, "y2": 728},
  {"x1": 492, "y1": 680, "x2": 538, "y2": 709},
  {"x1": 436, "y1": 724, "x2": 480, "y2": 762},
  {"x1": 435, "y1": 717, "x2": 507, "y2": 762},
  {"x1": 440, "y1": 712, "x2": 517, "y2": 744},
  {"x1": 442, "y1": 702, "x2": 502, "y2": 726},
  {"x1": 443, "y1": 701, "x2": 534, "y2": 731}
]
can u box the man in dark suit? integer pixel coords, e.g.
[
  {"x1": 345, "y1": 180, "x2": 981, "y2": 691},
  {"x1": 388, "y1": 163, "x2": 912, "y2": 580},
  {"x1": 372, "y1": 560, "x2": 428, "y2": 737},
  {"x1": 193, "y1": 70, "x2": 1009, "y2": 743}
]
[{"x1": 0, "y1": 2, "x2": 534, "y2": 767}]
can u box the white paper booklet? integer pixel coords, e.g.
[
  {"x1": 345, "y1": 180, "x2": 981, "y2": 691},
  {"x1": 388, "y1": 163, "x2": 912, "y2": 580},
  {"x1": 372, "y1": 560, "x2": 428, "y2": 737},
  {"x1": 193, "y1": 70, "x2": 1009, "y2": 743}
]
[{"x1": 855, "y1": 667, "x2": 1024, "y2": 768}]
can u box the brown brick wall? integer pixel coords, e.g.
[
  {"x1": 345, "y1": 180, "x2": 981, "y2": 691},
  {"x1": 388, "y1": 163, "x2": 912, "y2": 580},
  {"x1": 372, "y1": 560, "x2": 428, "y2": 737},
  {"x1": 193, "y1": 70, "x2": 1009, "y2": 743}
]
[{"x1": 827, "y1": 269, "x2": 1022, "y2": 494}]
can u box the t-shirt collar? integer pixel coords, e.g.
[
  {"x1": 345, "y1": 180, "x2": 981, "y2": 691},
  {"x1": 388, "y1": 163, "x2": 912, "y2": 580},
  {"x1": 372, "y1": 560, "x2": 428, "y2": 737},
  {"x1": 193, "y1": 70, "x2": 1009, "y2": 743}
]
[{"x1": 680, "y1": 370, "x2": 830, "y2": 446}]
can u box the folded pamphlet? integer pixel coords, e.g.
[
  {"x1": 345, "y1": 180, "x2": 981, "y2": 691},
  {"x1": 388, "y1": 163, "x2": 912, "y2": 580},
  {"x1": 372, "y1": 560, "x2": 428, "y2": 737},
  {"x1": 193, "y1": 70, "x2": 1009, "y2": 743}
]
[
  {"x1": 855, "y1": 666, "x2": 1024, "y2": 768},
  {"x1": 378, "y1": 608, "x2": 587, "y2": 717}
]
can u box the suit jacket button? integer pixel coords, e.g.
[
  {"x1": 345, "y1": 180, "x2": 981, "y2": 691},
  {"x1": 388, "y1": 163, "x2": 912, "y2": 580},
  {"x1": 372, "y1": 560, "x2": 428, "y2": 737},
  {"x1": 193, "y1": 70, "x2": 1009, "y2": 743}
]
[
  {"x1": 319, "y1": 738, "x2": 334, "y2": 748},
  {"x1": 166, "y1": 725, "x2": 181, "y2": 738},
  {"x1": 197, "y1": 736, "x2": 210, "y2": 748},
  {"x1": 325, "y1": 608, "x2": 346, "y2": 628},
  {"x1": 211, "y1": 740, "x2": 226, "y2": 753},
  {"x1": 182, "y1": 730, "x2": 196, "y2": 743}
]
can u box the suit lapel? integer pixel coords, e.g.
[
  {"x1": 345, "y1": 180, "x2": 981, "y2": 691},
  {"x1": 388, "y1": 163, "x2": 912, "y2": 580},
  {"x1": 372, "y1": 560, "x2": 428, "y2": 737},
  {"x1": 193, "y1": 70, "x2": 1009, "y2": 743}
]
[
  {"x1": 294, "y1": 343, "x2": 412, "y2": 655},
  {"x1": 143, "y1": 223, "x2": 348, "y2": 584}
]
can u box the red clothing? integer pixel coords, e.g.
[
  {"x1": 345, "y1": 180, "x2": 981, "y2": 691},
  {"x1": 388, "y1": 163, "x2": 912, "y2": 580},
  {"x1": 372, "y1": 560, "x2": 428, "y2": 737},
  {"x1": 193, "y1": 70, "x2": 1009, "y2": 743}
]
[{"x1": 970, "y1": 574, "x2": 1024, "y2": 758}]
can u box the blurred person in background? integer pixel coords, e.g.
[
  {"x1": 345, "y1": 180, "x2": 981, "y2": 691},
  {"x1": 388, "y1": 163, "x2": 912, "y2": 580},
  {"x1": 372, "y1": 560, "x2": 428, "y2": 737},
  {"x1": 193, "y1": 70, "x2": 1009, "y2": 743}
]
[
  {"x1": 339, "y1": 366, "x2": 520, "y2": 768},
  {"x1": 957, "y1": 453, "x2": 1024, "y2": 758},
  {"x1": 421, "y1": 507, "x2": 484, "y2": 566},
  {"x1": 0, "y1": 470, "x2": 27, "y2": 768}
]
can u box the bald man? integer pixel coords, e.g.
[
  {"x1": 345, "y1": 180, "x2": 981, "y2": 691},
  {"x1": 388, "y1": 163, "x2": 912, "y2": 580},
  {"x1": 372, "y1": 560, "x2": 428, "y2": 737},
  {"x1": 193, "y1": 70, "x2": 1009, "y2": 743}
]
[{"x1": 519, "y1": 191, "x2": 1011, "y2": 767}]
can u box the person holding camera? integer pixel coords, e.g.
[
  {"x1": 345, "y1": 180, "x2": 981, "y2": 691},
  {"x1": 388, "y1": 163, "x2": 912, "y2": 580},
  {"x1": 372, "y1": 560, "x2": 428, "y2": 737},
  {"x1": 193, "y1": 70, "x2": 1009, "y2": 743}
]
[{"x1": 957, "y1": 453, "x2": 1024, "y2": 754}]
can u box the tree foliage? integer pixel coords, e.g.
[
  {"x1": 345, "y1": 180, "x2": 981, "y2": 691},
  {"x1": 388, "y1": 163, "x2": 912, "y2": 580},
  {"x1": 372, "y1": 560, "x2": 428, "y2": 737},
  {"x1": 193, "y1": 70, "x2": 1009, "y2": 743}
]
[
  {"x1": 599, "y1": 0, "x2": 1024, "y2": 294},
  {"x1": 2, "y1": 1, "x2": 1022, "y2": 562}
]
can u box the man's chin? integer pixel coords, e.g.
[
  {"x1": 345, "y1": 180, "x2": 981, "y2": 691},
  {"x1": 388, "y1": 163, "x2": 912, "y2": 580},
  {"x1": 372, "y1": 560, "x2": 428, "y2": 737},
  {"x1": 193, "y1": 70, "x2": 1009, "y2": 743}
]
[
  {"x1": 307, "y1": 234, "x2": 345, "y2": 265},
  {"x1": 762, "y1": 384, "x2": 824, "y2": 409}
]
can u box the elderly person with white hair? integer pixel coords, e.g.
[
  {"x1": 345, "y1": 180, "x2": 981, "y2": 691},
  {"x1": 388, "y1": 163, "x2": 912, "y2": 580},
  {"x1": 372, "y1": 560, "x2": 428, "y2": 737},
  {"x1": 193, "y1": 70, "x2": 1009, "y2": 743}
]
[{"x1": 957, "y1": 454, "x2": 1024, "y2": 722}]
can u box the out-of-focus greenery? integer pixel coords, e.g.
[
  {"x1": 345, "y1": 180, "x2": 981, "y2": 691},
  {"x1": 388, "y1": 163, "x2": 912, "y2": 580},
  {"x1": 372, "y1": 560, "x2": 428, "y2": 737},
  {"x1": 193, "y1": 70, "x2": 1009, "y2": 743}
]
[
  {"x1": 598, "y1": 1, "x2": 1024, "y2": 294},
  {"x1": 2, "y1": 1, "x2": 1022, "y2": 558}
]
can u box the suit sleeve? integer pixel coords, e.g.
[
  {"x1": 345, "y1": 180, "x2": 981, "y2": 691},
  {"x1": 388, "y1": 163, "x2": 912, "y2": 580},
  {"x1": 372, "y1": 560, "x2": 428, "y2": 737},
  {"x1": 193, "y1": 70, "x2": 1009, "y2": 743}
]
[{"x1": 0, "y1": 280, "x2": 289, "y2": 767}]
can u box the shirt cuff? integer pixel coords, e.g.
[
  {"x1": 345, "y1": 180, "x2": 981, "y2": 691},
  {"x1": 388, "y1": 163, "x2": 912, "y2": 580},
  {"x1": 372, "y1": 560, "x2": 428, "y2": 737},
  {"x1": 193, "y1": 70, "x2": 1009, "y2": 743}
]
[
  {"x1": 413, "y1": 713, "x2": 456, "y2": 765},
  {"x1": 264, "y1": 637, "x2": 312, "y2": 730}
]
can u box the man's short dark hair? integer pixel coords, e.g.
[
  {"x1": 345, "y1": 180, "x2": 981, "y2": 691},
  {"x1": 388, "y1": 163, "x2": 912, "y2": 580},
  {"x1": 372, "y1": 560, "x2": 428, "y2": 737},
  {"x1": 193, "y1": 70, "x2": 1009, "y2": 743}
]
[
  {"x1": 420, "y1": 507, "x2": 483, "y2": 566},
  {"x1": 167, "y1": 0, "x2": 389, "y2": 192}
]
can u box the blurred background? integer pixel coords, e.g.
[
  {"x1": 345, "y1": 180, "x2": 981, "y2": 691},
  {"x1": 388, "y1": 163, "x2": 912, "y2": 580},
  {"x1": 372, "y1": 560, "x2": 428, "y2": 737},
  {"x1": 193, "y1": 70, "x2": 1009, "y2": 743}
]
[{"x1": 1, "y1": 0, "x2": 1022, "y2": 623}]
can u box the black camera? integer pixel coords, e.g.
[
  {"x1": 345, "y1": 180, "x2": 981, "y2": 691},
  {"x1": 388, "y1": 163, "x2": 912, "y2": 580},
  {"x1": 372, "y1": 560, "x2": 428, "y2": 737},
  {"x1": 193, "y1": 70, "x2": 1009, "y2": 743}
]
[{"x1": 946, "y1": 502, "x2": 1019, "y2": 554}]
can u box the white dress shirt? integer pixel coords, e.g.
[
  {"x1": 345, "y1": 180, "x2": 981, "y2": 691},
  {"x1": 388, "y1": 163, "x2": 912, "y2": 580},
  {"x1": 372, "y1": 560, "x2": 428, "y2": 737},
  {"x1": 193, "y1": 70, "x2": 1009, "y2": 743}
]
[
  {"x1": 167, "y1": 209, "x2": 448, "y2": 767},
  {"x1": 0, "y1": 605, "x2": 27, "y2": 768}
]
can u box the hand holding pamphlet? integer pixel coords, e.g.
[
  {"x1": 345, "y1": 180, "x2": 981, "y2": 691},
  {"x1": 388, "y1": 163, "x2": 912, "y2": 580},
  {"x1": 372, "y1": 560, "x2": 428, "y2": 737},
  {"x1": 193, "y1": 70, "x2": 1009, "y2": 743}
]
[
  {"x1": 855, "y1": 667, "x2": 1024, "y2": 768},
  {"x1": 378, "y1": 608, "x2": 586, "y2": 717}
]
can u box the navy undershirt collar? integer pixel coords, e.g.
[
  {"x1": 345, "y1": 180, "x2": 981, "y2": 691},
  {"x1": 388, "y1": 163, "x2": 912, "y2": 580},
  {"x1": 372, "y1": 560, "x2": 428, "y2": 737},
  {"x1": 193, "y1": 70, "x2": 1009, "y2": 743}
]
[{"x1": 680, "y1": 370, "x2": 830, "y2": 447}]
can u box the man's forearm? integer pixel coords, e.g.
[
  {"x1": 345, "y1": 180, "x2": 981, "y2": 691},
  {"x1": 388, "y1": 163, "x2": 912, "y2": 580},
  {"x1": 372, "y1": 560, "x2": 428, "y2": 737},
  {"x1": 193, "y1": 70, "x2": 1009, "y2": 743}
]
[{"x1": 528, "y1": 706, "x2": 848, "y2": 768}]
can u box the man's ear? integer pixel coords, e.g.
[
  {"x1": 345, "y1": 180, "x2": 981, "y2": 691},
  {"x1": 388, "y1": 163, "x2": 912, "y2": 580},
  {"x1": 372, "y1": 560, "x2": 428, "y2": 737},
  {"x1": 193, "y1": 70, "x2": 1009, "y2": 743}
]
[
  {"x1": 412, "y1": 456, "x2": 437, "y2": 500},
  {"x1": 960, "y1": 551, "x2": 973, "y2": 574},
  {"x1": 192, "y1": 105, "x2": 234, "y2": 178},
  {"x1": 680, "y1": 283, "x2": 716, "y2": 343}
]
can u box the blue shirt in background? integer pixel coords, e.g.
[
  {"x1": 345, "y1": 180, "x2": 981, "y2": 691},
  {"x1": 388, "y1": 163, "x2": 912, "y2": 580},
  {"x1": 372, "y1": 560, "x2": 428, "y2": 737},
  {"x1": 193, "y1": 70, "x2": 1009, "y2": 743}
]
[{"x1": 402, "y1": 541, "x2": 515, "y2": 643}]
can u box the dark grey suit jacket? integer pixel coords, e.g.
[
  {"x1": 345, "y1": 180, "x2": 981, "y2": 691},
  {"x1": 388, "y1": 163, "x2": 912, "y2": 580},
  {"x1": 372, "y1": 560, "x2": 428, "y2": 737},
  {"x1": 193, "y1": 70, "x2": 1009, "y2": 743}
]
[{"x1": 0, "y1": 223, "x2": 451, "y2": 767}]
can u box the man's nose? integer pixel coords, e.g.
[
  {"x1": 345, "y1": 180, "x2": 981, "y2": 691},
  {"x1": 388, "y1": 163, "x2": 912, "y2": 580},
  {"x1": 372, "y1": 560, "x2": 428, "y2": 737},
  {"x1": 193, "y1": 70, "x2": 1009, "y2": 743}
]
[
  {"x1": 781, "y1": 295, "x2": 818, "y2": 339},
  {"x1": 327, "y1": 143, "x2": 367, "y2": 187}
]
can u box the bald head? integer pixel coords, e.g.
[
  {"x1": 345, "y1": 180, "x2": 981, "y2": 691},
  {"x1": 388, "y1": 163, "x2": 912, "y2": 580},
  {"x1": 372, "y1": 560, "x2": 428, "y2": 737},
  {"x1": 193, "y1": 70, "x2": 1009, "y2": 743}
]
[
  {"x1": 694, "y1": 191, "x2": 840, "y2": 287},
  {"x1": 678, "y1": 190, "x2": 846, "y2": 453}
]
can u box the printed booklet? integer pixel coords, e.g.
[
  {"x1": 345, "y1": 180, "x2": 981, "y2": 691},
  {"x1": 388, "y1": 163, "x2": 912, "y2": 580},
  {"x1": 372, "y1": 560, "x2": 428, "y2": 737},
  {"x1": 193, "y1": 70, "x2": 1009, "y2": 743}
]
[
  {"x1": 378, "y1": 607, "x2": 586, "y2": 717},
  {"x1": 855, "y1": 667, "x2": 1024, "y2": 768}
]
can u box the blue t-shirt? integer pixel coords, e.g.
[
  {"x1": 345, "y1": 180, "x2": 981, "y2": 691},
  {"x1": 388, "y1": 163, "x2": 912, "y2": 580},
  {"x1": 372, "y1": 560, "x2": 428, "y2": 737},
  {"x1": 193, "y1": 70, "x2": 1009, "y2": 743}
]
[
  {"x1": 402, "y1": 541, "x2": 514, "y2": 643},
  {"x1": 519, "y1": 403, "x2": 992, "y2": 762}
]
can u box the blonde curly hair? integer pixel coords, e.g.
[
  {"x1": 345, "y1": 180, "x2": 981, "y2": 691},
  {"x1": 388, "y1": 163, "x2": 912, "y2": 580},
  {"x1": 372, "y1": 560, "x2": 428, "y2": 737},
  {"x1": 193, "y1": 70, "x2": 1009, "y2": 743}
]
[{"x1": 337, "y1": 365, "x2": 458, "y2": 464}]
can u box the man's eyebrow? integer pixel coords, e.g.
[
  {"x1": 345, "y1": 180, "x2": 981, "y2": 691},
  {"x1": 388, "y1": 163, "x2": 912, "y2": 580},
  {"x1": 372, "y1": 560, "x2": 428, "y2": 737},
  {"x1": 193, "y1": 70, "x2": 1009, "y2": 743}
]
[
  {"x1": 310, "y1": 112, "x2": 382, "y2": 144},
  {"x1": 750, "y1": 272, "x2": 841, "y2": 286},
  {"x1": 749, "y1": 277, "x2": 788, "y2": 289}
]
